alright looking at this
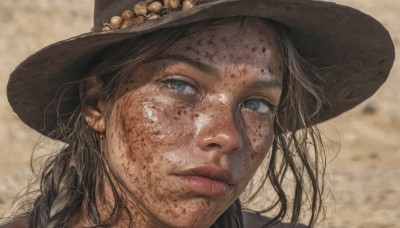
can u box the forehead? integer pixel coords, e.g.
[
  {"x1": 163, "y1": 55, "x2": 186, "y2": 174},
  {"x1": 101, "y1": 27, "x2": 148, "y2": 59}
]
[{"x1": 170, "y1": 18, "x2": 283, "y2": 68}]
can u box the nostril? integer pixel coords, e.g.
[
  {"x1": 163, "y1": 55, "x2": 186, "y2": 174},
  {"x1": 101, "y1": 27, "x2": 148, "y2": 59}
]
[{"x1": 207, "y1": 143, "x2": 222, "y2": 150}]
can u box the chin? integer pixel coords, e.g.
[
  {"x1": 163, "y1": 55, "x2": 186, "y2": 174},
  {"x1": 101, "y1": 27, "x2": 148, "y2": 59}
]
[{"x1": 155, "y1": 199, "x2": 228, "y2": 228}]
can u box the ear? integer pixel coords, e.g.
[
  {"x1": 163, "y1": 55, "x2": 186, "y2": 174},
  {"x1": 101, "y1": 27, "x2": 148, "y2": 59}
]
[{"x1": 79, "y1": 74, "x2": 107, "y2": 133}]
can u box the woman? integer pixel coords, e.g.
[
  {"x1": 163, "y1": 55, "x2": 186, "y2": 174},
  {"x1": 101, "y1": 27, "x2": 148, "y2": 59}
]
[{"x1": 2, "y1": 0, "x2": 394, "y2": 227}]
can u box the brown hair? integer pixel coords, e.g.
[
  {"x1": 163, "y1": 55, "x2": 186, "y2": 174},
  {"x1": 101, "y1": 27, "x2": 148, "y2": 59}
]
[{"x1": 5, "y1": 16, "x2": 326, "y2": 228}]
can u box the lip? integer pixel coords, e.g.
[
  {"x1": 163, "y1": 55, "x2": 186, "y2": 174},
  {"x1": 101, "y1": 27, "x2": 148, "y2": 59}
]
[{"x1": 174, "y1": 165, "x2": 236, "y2": 196}]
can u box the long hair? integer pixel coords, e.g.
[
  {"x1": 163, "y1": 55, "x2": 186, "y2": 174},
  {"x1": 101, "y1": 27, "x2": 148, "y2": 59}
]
[
  {"x1": 240, "y1": 22, "x2": 326, "y2": 227},
  {"x1": 5, "y1": 17, "x2": 325, "y2": 228}
]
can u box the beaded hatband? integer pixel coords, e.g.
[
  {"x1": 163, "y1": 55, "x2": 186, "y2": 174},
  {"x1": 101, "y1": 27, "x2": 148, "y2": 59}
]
[{"x1": 98, "y1": 0, "x2": 206, "y2": 31}]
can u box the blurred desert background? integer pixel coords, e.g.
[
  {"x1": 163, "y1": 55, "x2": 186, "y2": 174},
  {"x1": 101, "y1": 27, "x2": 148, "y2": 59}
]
[{"x1": 0, "y1": 0, "x2": 398, "y2": 227}]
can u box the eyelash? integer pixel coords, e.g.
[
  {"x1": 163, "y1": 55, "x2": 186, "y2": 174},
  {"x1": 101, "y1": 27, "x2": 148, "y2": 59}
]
[
  {"x1": 242, "y1": 98, "x2": 276, "y2": 114},
  {"x1": 161, "y1": 78, "x2": 197, "y2": 95}
]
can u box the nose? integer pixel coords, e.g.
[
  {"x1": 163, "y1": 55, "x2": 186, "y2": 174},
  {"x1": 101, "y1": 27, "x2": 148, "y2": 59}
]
[{"x1": 195, "y1": 106, "x2": 243, "y2": 154}]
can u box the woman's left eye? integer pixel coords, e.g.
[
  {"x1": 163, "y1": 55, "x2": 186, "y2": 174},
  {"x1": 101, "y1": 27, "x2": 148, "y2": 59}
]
[
  {"x1": 165, "y1": 79, "x2": 196, "y2": 95},
  {"x1": 242, "y1": 99, "x2": 272, "y2": 114}
]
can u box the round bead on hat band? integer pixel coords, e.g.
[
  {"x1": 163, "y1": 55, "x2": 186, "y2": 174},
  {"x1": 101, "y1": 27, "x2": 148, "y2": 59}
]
[{"x1": 96, "y1": 0, "x2": 209, "y2": 31}]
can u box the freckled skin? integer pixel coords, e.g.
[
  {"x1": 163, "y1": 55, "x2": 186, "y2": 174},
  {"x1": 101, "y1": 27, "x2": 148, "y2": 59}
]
[{"x1": 102, "y1": 18, "x2": 283, "y2": 227}]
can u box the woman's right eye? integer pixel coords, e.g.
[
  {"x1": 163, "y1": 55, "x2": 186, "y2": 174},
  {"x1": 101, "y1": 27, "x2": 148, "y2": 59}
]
[{"x1": 164, "y1": 79, "x2": 196, "y2": 95}]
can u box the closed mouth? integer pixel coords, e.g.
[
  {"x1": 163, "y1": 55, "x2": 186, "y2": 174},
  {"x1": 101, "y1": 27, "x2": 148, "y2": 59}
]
[{"x1": 174, "y1": 165, "x2": 236, "y2": 196}]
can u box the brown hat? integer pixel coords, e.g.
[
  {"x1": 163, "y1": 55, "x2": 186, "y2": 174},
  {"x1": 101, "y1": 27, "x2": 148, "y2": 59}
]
[{"x1": 7, "y1": 0, "x2": 395, "y2": 138}]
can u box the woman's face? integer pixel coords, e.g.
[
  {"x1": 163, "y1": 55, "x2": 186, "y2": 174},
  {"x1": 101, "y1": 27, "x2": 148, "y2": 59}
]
[{"x1": 103, "y1": 18, "x2": 283, "y2": 227}]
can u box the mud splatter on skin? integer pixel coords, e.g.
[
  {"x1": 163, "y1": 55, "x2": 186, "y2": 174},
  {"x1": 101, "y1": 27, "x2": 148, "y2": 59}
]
[{"x1": 91, "y1": 18, "x2": 283, "y2": 227}]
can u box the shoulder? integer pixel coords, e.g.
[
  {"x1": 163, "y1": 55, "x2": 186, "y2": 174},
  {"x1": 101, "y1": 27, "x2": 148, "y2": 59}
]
[
  {"x1": 242, "y1": 210, "x2": 308, "y2": 228},
  {"x1": 0, "y1": 217, "x2": 28, "y2": 228}
]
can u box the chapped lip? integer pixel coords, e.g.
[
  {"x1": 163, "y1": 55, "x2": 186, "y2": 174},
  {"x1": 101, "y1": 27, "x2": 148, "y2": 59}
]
[{"x1": 175, "y1": 165, "x2": 237, "y2": 186}]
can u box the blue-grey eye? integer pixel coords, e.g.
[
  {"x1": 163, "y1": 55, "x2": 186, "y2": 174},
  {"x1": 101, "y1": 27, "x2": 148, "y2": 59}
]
[
  {"x1": 243, "y1": 99, "x2": 270, "y2": 114},
  {"x1": 167, "y1": 80, "x2": 196, "y2": 95}
]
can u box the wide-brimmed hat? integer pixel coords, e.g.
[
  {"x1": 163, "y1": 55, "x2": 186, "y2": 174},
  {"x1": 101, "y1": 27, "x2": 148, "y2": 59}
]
[{"x1": 7, "y1": 0, "x2": 395, "y2": 138}]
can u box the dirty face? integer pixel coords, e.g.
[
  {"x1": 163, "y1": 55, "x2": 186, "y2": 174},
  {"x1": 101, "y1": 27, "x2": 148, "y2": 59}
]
[{"x1": 105, "y1": 18, "x2": 283, "y2": 227}]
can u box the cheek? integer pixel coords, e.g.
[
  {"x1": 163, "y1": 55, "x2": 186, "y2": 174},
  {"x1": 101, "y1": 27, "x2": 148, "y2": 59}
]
[
  {"x1": 105, "y1": 94, "x2": 193, "y2": 197},
  {"x1": 107, "y1": 93, "x2": 196, "y2": 173},
  {"x1": 242, "y1": 112, "x2": 275, "y2": 167}
]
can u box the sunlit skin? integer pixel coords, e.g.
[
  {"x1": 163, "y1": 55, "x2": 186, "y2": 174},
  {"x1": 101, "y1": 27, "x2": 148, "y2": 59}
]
[{"x1": 83, "y1": 18, "x2": 284, "y2": 227}]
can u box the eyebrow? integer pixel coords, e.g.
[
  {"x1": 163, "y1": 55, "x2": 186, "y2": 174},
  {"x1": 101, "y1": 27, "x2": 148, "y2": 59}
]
[
  {"x1": 249, "y1": 81, "x2": 283, "y2": 90},
  {"x1": 152, "y1": 54, "x2": 220, "y2": 77},
  {"x1": 151, "y1": 54, "x2": 283, "y2": 89}
]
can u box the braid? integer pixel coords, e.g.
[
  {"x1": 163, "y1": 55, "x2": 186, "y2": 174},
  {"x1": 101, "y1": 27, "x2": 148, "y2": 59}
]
[{"x1": 28, "y1": 147, "x2": 83, "y2": 228}]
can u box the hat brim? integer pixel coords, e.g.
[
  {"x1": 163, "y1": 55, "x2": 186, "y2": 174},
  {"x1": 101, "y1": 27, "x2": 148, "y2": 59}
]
[{"x1": 7, "y1": 0, "x2": 395, "y2": 138}]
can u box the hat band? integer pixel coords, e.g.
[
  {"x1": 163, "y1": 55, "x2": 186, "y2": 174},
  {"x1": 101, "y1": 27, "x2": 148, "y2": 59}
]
[{"x1": 94, "y1": 0, "x2": 211, "y2": 31}]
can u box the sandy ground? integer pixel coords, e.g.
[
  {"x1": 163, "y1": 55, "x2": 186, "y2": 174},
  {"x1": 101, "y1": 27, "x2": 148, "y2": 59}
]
[{"x1": 0, "y1": 0, "x2": 399, "y2": 227}]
